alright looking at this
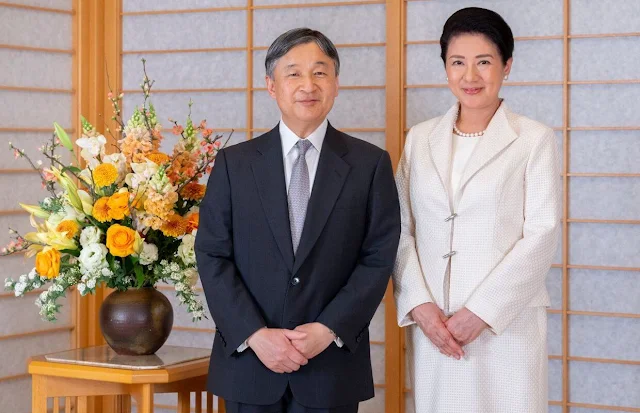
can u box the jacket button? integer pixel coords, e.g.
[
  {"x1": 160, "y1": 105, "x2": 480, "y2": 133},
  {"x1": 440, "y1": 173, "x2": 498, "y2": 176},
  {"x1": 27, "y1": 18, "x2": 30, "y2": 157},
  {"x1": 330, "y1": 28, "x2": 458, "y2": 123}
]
[
  {"x1": 444, "y1": 213, "x2": 458, "y2": 222},
  {"x1": 291, "y1": 277, "x2": 300, "y2": 286}
]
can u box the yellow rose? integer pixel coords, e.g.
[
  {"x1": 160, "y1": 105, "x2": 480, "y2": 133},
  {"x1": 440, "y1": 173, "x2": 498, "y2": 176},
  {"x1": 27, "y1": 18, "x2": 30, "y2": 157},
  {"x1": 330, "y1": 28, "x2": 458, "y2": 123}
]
[
  {"x1": 106, "y1": 224, "x2": 142, "y2": 257},
  {"x1": 107, "y1": 192, "x2": 130, "y2": 220},
  {"x1": 35, "y1": 247, "x2": 61, "y2": 279}
]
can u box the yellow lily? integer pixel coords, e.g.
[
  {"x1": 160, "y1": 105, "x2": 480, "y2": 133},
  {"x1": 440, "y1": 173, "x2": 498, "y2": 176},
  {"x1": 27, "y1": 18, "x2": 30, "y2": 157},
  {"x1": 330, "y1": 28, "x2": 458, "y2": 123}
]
[
  {"x1": 23, "y1": 215, "x2": 78, "y2": 252},
  {"x1": 78, "y1": 189, "x2": 94, "y2": 215},
  {"x1": 19, "y1": 203, "x2": 50, "y2": 219},
  {"x1": 47, "y1": 167, "x2": 83, "y2": 213}
]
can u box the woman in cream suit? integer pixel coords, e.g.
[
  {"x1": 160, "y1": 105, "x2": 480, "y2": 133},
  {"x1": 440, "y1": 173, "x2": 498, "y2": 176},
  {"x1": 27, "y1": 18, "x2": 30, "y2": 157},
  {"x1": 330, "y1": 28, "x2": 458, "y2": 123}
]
[{"x1": 393, "y1": 7, "x2": 561, "y2": 412}]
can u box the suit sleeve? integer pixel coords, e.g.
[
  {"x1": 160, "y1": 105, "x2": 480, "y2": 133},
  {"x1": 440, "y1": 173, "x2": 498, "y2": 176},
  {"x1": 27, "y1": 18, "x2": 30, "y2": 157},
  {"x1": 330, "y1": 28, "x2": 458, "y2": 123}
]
[
  {"x1": 195, "y1": 149, "x2": 266, "y2": 356},
  {"x1": 392, "y1": 127, "x2": 435, "y2": 328},
  {"x1": 315, "y1": 151, "x2": 401, "y2": 353},
  {"x1": 465, "y1": 129, "x2": 561, "y2": 335}
]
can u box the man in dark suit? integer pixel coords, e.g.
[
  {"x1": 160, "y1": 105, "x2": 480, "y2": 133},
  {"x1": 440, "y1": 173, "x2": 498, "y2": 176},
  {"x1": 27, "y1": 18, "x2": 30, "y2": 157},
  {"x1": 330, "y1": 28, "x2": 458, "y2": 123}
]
[{"x1": 195, "y1": 28, "x2": 400, "y2": 413}]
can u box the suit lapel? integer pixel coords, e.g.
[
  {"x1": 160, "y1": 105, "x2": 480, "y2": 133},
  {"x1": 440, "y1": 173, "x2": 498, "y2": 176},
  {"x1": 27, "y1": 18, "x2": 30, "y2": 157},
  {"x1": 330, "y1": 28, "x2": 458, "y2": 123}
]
[
  {"x1": 458, "y1": 102, "x2": 518, "y2": 190},
  {"x1": 293, "y1": 124, "x2": 350, "y2": 275},
  {"x1": 427, "y1": 104, "x2": 458, "y2": 201},
  {"x1": 251, "y1": 126, "x2": 295, "y2": 273}
]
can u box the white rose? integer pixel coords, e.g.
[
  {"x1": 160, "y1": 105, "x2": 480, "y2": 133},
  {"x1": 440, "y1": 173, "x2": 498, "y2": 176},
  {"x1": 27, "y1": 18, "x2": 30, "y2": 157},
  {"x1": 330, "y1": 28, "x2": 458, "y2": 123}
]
[
  {"x1": 86, "y1": 279, "x2": 96, "y2": 289},
  {"x1": 77, "y1": 284, "x2": 86, "y2": 295},
  {"x1": 79, "y1": 243, "x2": 108, "y2": 272},
  {"x1": 177, "y1": 234, "x2": 196, "y2": 265},
  {"x1": 183, "y1": 267, "x2": 199, "y2": 287},
  {"x1": 138, "y1": 242, "x2": 159, "y2": 265},
  {"x1": 80, "y1": 226, "x2": 103, "y2": 247}
]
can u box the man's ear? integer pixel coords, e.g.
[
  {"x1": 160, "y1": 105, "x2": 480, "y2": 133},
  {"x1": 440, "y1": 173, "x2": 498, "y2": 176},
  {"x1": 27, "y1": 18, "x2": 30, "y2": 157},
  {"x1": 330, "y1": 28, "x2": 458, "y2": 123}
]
[{"x1": 266, "y1": 75, "x2": 277, "y2": 99}]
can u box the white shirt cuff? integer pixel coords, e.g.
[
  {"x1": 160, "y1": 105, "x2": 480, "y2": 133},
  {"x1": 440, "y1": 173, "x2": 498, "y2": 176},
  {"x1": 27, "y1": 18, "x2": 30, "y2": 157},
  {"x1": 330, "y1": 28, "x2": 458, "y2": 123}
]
[
  {"x1": 237, "y1": 340, "x2": 249, "y2": 352},
  {"x1": 334, "y1": 337, "x2": 344, "y2": 348}
]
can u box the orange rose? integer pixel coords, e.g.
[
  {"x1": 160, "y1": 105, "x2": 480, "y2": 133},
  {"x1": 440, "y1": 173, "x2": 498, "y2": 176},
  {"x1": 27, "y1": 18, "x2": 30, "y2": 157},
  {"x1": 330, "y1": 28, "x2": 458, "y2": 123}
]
[
  {"x1": 35, "y1": 247, "x2": 61, "y2": 279},
  {"x1": 107, "y1": 192, "x2": 130, "y2": 220},
  {"x1": 106, "y1": 224, "x2": 142, "y2": 257}
]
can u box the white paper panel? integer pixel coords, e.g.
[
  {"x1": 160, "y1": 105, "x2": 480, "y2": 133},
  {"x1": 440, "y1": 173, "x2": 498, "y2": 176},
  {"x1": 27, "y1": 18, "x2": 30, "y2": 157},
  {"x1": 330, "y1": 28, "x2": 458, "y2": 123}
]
[
  {"x1": 548, "y1": 358, "x2": 563, "y2": 402},
  {"x1": 369, "y1": 302, "x2": 385, "y2": 343},
  {"x1": 123, "y1": 51, "x2": 247, "y2": 90},
  {"x1": 570, "y1": 0, "x2": 640, "y2": 35},
  {"x1": 159, "y1": 289, "x2": 214, "y2": 330},
  {"x1": 570, "y1": 84, "x2": 640, "y2": 127},
  {"x1": 349, "y1": 132, "x2": 386, "y2": 150},
  {"x1": 0, "y1": 215, "x2": 33, "y2": 247},
  {"x1": 569, "y1": 131, "x2": 640, "y2": 174},
  {"x1": 569, "y1": 361, "x2": 640, "y2": 407},
  {"x1": 0, "y1": 173, "x2": 48, "y2": 210},
  {"x1": 571, "y1": 38, "x2": 640, "y2": 81},
  {"x1": 0, "y1": 7, "x2": 72, "y2": 49},
  {"x1": 0, "y1": 377, "x2": 32, "y2": 413},
  {"x1": 405, "y1": 44, "x2": 447, "y2": 86},
  {"x1": 122, "y1": 11, "x2": 246, "y2": 51},
  {"x1": 255, "y1": 0, "x2": 367, "y2": 4},
  {"x1": 569, "y1": 270, "x2": 640, "y2": 314},
  {"x1": 122, "y1": 91, "x2": 246, "y2": 131},
  {"x1": 569, "y1": 315, "x2": 639, "y2": 361},
  {"x1": 0, "y1": 132, "x2": 55, "y2": 169},
  {"x1": 499, "y1": 85, "x2": 563, "y2": 128},
  {"x1": 569, "y1": 223, "x2": 640, "y2": 267},
  {"x1": 569, "y1": 177, "x2": 640, "y2": 220},
  {"x1": 405, "y1": 88, "x2": 457, "y2": 128},
  {"x1": 0, "y1": 49, "x2": 72, "y2": 89},
  {"x1": 406, "y1": 0, "x2": 563, "y2": 41},
  {"x1": 405, "y1": 392, "x2": 415, "y2": 413},
  {"x1": 546, "y1": 268, "x2": 562, "y2": 310},
  {"x1": 0, "y1": 290, "x2": 72, "y2": 334},
  {"x1": 359, "y1": 388, "x2": 384, "y2": 413},
  {"x1": 548, "y1": 313, "x2": 562, "y2": 356},
  {"x1": 371, "y1": 342, "x2": 385, "y2": 385},
  {"x1": 0, "y1": 330, "x2": 69, "y2": 378},
  {"x1": 253, "y1": 5, "x2": 385, "y2": 48},
  {"x1": 123, "y1": 0, "x2": 246, "y2": 11},
  {"x1": 549, "y1": 407, "x2": 563, "y2": 413},
  {"x1": 1, "y1": 253, "x2": 38, "y2": 279},
  {"x1": 3, "y1": 0, "x2": 72, "y2": 9},
  {"x1": 165, "y1": 329, "x2": 214, "y2": 349},
  {"x1": 0, "y1": 90, "x2": 72, "y2": 128}
]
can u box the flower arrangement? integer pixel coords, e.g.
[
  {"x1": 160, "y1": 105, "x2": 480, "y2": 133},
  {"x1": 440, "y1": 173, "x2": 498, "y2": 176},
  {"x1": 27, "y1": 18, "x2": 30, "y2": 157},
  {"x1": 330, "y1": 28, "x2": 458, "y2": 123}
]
[{"x1": 2, "y1": 60, "x2": 228, "y2": 322}]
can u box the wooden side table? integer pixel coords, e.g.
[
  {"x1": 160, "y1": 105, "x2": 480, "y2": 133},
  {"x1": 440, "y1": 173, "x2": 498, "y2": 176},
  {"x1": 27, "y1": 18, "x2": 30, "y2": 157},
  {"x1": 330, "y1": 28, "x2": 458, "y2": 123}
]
[{"x1": 29, "y1": 345, "x2": 225, "y2": 413}]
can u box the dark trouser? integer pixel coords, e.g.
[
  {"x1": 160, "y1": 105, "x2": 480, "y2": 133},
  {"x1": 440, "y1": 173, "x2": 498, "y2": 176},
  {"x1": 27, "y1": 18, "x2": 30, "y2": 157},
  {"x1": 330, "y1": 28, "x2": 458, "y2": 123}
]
[{"x1": 224, "y1": 386, "x2": 359, "y2": 413}]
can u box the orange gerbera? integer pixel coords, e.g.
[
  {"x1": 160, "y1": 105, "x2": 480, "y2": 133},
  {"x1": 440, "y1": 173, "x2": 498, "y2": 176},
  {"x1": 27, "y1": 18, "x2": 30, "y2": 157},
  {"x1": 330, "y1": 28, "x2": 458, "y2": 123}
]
[
  {"x1": 185, "y1": 212, "x2": 199, "y2": 233},
  {"x1": 160, "y1": 214, "x2": 187, "y2": 237},
  {"x1": 180, "y1": 183, "x2": 206, "y2": 201}
]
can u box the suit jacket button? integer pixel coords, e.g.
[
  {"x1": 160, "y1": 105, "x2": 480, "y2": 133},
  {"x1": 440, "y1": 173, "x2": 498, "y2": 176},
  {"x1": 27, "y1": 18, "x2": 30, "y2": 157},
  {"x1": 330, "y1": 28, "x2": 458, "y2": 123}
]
[{"x1": 291, "y1": 277, "x2": 300, "y2": 286}]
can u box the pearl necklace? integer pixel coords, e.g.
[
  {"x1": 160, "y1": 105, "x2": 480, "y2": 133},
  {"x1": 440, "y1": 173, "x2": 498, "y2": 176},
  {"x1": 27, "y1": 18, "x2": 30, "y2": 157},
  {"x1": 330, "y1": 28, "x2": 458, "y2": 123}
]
[{"x1": 453, "y1": 109, "x2": 486, "y2": 137}]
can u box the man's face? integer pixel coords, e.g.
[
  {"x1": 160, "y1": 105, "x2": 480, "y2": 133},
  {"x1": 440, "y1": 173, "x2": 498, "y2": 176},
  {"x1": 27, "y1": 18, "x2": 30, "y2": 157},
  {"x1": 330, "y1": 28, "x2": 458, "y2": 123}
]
[{"x1": 266, "y1": 42, "x2": 339, "y2": 135}]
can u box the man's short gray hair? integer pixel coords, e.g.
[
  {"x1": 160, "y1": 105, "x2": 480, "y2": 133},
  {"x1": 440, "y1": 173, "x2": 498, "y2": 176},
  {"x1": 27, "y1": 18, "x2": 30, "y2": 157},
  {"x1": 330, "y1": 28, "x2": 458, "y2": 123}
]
[{"x1": 265, "y1": 28, "x2": 340, "y2": 79}]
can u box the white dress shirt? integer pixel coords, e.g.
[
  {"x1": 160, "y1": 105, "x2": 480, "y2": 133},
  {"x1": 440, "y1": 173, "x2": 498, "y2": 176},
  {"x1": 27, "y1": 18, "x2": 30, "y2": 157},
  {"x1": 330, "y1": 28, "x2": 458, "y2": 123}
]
[{"x1": 237, "y1": 118, "x2": 343, "y2": 352}]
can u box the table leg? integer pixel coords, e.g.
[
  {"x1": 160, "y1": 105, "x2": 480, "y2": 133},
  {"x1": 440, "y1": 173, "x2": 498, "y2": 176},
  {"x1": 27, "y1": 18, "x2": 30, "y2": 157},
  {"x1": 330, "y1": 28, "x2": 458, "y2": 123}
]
[
  {"x1": 178, "y1": 391, "x2": 191, "y2": 413},
  {"x1": 132, "y1": 384, "x2": 154, "y2": 413},
  {"x1": 31, "y1": 375, "x2": 48, "y2": 413}
]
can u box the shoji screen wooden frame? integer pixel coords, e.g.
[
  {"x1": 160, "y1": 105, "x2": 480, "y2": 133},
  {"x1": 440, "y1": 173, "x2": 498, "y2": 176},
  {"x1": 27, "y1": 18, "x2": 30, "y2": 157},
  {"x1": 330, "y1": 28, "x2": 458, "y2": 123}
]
[{"x1": 4, "y1": 0, "x2": 633, "y2": 411}]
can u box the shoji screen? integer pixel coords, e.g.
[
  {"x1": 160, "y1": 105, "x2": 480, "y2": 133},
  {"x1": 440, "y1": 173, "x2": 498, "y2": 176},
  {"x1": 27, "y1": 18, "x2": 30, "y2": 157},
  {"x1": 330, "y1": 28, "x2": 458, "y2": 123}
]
[
  {"x1": 121, "y1": 1, "x2": 389, "y2": 412},
  {"x1": 401, "y1": 1, "x2": 638, "y2": 413},
  {"x1": 0, "y1": 1, "x2": 75, "y2": 412}
]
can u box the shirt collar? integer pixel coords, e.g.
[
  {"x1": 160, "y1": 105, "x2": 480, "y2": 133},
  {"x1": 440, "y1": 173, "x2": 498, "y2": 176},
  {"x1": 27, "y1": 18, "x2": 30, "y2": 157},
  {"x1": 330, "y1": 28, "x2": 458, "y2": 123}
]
[{"x1": 279, "y1": 118, "x2": 328, "y2": 157}]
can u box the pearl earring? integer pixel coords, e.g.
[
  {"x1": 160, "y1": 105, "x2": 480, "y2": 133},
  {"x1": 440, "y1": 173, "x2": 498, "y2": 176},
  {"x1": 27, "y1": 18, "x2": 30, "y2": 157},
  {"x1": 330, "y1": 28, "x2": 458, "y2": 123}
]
[
  {"x1": 504, "y1": 75, "x2": 508, "y2": 80},
  {"x1": 446, "y1": 77, "x2": 449, "y2": 81}
]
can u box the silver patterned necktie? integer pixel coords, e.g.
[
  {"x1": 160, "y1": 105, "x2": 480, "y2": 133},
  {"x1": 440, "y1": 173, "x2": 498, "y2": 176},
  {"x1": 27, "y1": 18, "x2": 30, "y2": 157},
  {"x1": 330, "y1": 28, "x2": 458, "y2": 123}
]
[{"x1": 288, "y1": 139, "x2": 313, "y2": 254}]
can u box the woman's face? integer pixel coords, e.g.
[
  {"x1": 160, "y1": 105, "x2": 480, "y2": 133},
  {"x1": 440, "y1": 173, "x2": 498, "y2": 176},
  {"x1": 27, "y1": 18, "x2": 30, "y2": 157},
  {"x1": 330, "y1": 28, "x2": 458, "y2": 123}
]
[{"x1": 445, "y1": 33, "x2": 512, "y2": 111}]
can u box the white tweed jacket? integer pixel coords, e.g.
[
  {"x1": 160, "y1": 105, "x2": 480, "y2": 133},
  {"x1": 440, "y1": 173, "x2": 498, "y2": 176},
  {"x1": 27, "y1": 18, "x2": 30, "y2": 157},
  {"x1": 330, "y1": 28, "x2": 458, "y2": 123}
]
[{"x1": 393, "y1": 102, "x2": 561, "y2": 334}]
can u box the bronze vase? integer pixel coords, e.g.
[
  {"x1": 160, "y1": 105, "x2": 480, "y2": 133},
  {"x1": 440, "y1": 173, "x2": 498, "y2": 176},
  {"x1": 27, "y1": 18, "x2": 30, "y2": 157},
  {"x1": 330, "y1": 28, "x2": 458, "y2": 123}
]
[{"x1": 99, "y1": 287, "x2": 174, "y2": 355}]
